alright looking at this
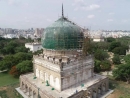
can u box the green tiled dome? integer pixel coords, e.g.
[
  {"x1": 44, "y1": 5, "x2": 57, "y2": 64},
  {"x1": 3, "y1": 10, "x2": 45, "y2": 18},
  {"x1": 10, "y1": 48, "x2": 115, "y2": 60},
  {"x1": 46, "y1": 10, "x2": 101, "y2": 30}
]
[{"x1": 41, "y1": 17, "x2": 83, "y2": 50}]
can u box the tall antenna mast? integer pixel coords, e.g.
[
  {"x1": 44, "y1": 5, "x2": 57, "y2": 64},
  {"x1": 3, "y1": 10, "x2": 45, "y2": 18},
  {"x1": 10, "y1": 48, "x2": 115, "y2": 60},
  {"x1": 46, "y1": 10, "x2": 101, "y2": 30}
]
[{"x1": 62, "y1": 3, "x2": 64, "y2": 17}]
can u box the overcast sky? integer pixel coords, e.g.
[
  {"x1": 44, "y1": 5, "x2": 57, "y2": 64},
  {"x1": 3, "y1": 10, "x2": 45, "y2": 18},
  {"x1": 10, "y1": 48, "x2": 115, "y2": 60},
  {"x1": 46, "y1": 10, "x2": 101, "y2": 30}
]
[{"x1": 0, "y1": 0, "x2": 130, "y2": 30}]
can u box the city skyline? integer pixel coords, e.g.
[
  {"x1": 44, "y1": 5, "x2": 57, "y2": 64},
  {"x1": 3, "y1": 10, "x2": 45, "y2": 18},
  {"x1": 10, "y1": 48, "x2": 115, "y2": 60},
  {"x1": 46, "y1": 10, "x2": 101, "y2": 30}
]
[{"x1": 0, "y1": 0, "x2": 130, "y2": 30}]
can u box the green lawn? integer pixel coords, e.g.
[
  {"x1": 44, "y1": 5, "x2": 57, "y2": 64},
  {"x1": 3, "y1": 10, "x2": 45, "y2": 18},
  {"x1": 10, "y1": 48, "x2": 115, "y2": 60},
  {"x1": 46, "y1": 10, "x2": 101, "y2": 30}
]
[
  {"x1": 0, "y1": 72, "x2": 19, "y2": 87},
  {"x1": 107, "y1": 77, "x2": 130, "y2": 98}
]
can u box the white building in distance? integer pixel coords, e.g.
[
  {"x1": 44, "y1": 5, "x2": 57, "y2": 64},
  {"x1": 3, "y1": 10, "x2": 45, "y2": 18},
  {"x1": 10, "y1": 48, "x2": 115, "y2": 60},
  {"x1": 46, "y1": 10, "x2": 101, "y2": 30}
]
[{"x1": 25, "y1": 43, "x2": 42, "y2": 52}]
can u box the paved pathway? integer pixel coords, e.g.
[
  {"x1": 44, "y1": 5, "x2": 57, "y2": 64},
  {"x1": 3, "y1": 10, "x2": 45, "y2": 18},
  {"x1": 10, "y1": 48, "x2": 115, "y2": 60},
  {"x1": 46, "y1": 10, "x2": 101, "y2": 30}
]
[
  {"x1": 100, "y1": 89, "x2": 114, "y2": 98},
  {"x1": 0, "y1": 70, "x2": 7, "y2": 73},
  {"x1": 16, "y1": 87, "x2": 29, "y2": 98}
]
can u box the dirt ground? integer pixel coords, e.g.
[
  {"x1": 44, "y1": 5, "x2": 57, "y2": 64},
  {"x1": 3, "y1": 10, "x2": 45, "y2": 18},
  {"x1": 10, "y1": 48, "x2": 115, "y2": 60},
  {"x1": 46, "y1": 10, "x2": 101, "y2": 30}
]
[{"x1": 106, "y1": 89, "x2": 122, "y2": 98}]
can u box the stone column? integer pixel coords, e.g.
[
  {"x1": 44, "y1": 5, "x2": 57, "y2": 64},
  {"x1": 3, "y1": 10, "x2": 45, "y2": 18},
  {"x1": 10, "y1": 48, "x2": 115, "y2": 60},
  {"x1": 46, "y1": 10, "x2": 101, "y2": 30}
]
[
  {"x1": 29, "y1": 88, "x2": 32, "y2": 97},
  {"x1": 43, "y1": 72, "x2": 45, "y2": 82},
  {"x1": 98, "y1": 84, "x2": 102, "y2": 95},
  {"x1": 91, "y1": 59, "x2": 94, "y2": 78},
  {"x1": 20, "y1": 81, "x2": 23, "y2": 90},
  {"x1": 33, "y1": 60, "x2": 36, "y2": 77},
  {"x1": 88, "y1": 90, "x2": 93, "y2": 98},
  {"x1": 101, "y1": 83, "x2": 106, "y2": 94},
  {"x1": 61, "y1": 78, "x2": 63, "y2": 91},
  {"x1": 25, "y1": 86, "x2": 28, "y2": 93},
  {"x1": 33, "y1": 91, "x2": 36, "y2": 98},
  {"x1": 105, "y1": 79, "x2": 109, "y2": 91},
  {"x1": 48, "y1": 74, "x2": 50, "y2": 83}
]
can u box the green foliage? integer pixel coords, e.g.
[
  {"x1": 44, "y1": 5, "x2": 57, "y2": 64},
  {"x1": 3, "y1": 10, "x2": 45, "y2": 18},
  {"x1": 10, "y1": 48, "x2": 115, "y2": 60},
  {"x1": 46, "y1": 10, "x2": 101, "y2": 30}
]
[
  {"x1": 0, "y1": 90, "x2": 8, "y2": 98},
  {"x1": 0, "y1": 55, "x2": 15, "y2": 71},
  {"x1": 94, "y1": 49, "x2": 109, "y2": 61},
  {"x1": 0, "y1": 72, "x2": 19, "y2": 87},
  {"x1": 0, "y1": 52, "x2": 32, "y2": 71},
  {"x1": 112, "y1": 54, "x2": 121, "y2": 64},
  {"x1": 108, "y1": 41, "x2": 121, "y2": 52},
  {"x1": 106, "y1": 37, "x2": 116, "y2": 42},
  {"x1": 100, "y1": 60, "x2": 111, "y2": 71},
  {"x1": 16, "y1": 60, "x2": 33, "y2": 74},
  {"x1": 0, "y1": 37, "x2": 5, "y2": 40},
  {"x1": 0, "y1": 38, "x2": 33, "y2": 75},
  {"x1": 124, "y1": 54, "x2": 130, "y2": 63},
  {"x1": 83, "y1": 37, "x2": 91, "y2": 55},
  {"x1": 108, "y1": 40, "x2": 128, "y2": 55},
  {"x1": 0, "y1": 38, "x2": 32, "y2": 55},
  {"x1": 0, "y1": 81, "x2": 23, "y2": 98},
  {"x1": 113, "y1": 63, "x2": 130, "y2": 83},
  {"x1": 33, "y1": 49, "x2": 43, "y2": 55},
  {"x1": 13, "y1": 52, "x2": 32, "y2": 64},
  {"x1": 94, "y1": 60, "x2": 101, "y2": 73},
  {"x1": 117, "y1": 37, "x2": 130, "y2": 46},
  {"x1": 112, "y1": 47, "x2": 126, "y2": 55},
  {"x1": 15, "y1": 46, "x2": 29, "y2": 53},
  {"x1": 96, "y1": 42, "x2": 109, "y2": 50}
]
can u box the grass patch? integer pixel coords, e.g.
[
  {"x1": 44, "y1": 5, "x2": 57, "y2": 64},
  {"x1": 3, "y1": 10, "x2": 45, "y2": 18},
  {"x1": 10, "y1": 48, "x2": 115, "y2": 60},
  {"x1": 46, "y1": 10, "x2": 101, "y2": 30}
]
[
  {"x1": 0, "y1": 72, "x2": 19, "y2": 87},
  {"x1": 0, "y1": 83, "x2": 23, "y2": 98},
  {"x1": 0, "y1": 72, "x2": 22, "y2": 98},
  {"x1": 107, "y1": 78, "x2": 130, "y2": 98}
]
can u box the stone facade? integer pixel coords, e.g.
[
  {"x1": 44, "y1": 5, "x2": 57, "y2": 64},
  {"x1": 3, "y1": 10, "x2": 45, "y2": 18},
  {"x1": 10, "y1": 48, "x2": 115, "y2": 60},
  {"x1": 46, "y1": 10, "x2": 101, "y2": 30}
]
[
  {"x1": 33, "y1": 51, "x2": 94, "y2": 91},
  {"x1": 19, "y1": 49, "x2": 109, "y2": 98},
  {"x1": 18, "y1": 6, "x2": 109, "y2": 98},
  {"x1": 19, "y1": 73, "x2": 108, "y2": 98}
]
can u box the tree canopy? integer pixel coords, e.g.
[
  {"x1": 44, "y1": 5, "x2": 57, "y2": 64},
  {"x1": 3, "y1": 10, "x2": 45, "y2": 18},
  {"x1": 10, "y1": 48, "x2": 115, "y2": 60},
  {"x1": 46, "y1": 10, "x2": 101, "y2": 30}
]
[
  {"x1": 106, "y1": 37, "x2": 116, "y2": 42},
  {"x1": 112, "y1": 54, "x2": 121, "y2": 64},
  {"x1": 94, "y1": 49, "x2": 109, "y2": 61},
  {"x1": 100, "y1": 60, "x2": 111, "y2": 71},
  {"x1": 0, "y1": 52, "x2": 33, "y2": 71},
  {"x1": 108, "y1": 41, "x2": 121, "y2": 52},
  {"x1": 16, "y1": 60, "x2": 33, "y2": 74},
  {"x1": 94, "y1": 60, "x2": 101, "y2": 73},
  {"x1": 113, "y1": 63, "x2": 130, "y2": 83},
  {"x1": 0, "y1": 38, "x2": 31, "y2": 55},
  {"x1": 124, "y1": 54, "x2": 130, "y2": 63},
  {"x1": 0, "y1": 55, "x2": 15, "y2": 70}
]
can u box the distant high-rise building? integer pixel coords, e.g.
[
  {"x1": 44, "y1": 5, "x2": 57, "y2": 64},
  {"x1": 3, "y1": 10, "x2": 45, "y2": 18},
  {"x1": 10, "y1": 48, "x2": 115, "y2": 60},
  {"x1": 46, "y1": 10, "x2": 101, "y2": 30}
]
[
  {"x1": 4, "y1": 28, "x2": 13, "y2": 34},
  {"x1": 34, "y1": 28, "x2": 44, "y2": 38}
]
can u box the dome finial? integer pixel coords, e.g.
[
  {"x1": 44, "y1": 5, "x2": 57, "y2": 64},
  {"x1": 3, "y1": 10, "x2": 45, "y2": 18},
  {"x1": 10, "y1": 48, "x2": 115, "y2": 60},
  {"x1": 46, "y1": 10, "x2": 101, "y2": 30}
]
[{"x1": 62, "y1": 3, "x2": 64, "y2": 17}]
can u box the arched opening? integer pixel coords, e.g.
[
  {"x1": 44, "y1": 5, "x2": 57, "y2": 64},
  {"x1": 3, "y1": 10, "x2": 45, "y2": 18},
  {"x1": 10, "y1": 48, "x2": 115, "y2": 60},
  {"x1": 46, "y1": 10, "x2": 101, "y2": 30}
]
[
  {"x1": 36, "y1": 69, "x2": 39, "y2": 78},
  {"x1": 92, "y1": 90, "x2": 97, "y2": 98},
  {"x1": 33, "y1": 91, "x2": 37, "y2": 98},
  {"x1": 29, "y1": 87, "x2": 32, "y2": 96},
  {"x1": 40, "y1": 71, "x2": 44, "y2": 80},
  {"x1": 25, "y1": 85, "x2": 28, "y2": 93},
  {"x1": 102, "y1": 83, "x2": 106, "y2": 92},
  {"x1": 50, "y1": 75, "x2": 54, "y2": 86},
  {"x1": 21, "y1": 82, "x2": 24, "y2": 90},
  {"x1": 55, "y1": 78, "x2": 60, "y2": 90},
  {"x1": 45, "y1": 72, "x2": 48, "y2": 81},
  {"x1": 98, "y1": 85, "x2": 102, "y2": 95}
]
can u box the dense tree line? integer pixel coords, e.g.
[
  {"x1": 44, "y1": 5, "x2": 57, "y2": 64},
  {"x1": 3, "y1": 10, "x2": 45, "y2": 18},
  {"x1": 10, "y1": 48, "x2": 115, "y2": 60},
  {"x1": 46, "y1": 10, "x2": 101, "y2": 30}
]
[
  {"x1": 86, "y1": 37, "x2": 130, "y2": 73},
  {"x1": 112, "y1": 54, "x2": 121, "y2": 65},
  {"x1": 108, "y1": 41, "x2": 128, "y2": 55},
  {"x1": 0, "y1": 37, "x2": 33, "y2": 77},
  {"x1": 113, "y1": 63, "x2": 130, "y2": 84},
  {"x1": 84, "y1": 39, "x2": 111, "y2": 72},
  {"x1": 0, "y1": 38, "x2": 31, "y2": 55}
]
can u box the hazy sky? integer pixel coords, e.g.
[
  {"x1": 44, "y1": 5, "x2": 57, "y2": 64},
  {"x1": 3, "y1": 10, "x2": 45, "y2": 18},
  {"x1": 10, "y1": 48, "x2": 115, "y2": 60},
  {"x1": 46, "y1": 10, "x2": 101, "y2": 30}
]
[{"x1": 0, "y1": 0, "x2": 130, "y2": 30}]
